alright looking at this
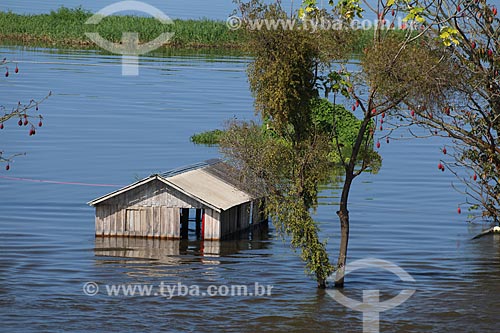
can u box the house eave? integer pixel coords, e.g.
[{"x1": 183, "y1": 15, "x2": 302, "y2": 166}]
[
  {"x1": 87, "y1": 175, "x2": 224, "y2": 212},
  {"x1": 87, "y1": 175, "x2": 157, "y2": 206}
]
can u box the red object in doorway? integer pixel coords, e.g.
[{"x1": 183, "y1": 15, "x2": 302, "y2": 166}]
[{"x1": 200, "y1": 211, "x2": 206, "y2": 255}]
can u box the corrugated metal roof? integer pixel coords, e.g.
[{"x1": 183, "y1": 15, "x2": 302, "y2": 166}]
[
  {"x1": 164, "y1": 168, "x2": 252, "y2": 211},
  {"x1": 160, "y1": 159, "x2": 219, "y2": 178},
  {"x1": 89, "y1": 159, "x2": 256, "y2": 211},
  {"x1": 203, "y1": 161, "x2": 265, "y2": 198}
]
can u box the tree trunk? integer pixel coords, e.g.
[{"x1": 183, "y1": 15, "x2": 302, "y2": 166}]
[
  {"x1": 335, "y1": 168, "x2": 355, "y2": 288},
  {"x1": 333, "y1": 115, "x2": 371, "y2": 288},
  {"x1": 317, "y1": 275, "x2": 327, "y2": 289},
  {"x1": 335, "y1": 204, "x2": 349, "y2": 288}
]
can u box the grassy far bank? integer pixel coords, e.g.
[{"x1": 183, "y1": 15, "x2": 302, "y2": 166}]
[
  {"x1": 0, "y1": 7, "x2": 407, "y2": 52},
  {"x1": 0, "y1": 7, "x2": 247, "y2": 49}
]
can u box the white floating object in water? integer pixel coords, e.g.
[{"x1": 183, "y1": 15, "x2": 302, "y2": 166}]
[{"x1": 472, "y1": 226, "x2": 500, "y2": 239}]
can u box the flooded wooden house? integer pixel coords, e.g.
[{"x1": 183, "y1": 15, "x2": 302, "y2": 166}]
[{"x1": 88, "y1": 159, "x2": 267, "y2": 240}]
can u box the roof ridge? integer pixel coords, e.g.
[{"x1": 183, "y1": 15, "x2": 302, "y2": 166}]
[{"x1": 160, "y1": 159, "x2": 222, "y2": 178}]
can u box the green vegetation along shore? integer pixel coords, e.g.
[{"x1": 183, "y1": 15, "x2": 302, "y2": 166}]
[
  {"x1": 0, "y1": 7, "x2": 247, "y2": 50},
  {"x1": 0, "y1": 7, "x2": 405, "y2": 53},
  {"x1": 190, "y1": 129, "x2": 224, "y2": 145}
]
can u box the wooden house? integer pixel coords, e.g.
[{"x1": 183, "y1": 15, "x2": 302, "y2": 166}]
[{"x1": 88, "y1": 159, "x2": 267, "y2": 240}]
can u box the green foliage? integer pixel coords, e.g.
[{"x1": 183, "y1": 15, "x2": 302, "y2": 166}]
[
  {"x1": 191, "y1": 99, "x2": 363, "y2": 148},
  {"x1": 220, "y1": 121, "x2": 334, "y2": 283},
  {"x1": 300, "y1": 0, "x2": 363, "y2": 20},
  {"x1": 190, "y1": 129, "x2": 224, "y2": 145},
  {"x1": 191, "y1": 99, "x2": 381, "y2": 174},
  {"x1": 223, "y1": 1, "x2": 385, "y2": 286},
  {"x1": 246, "y1": 21, "x2": 318, "y2": 141},
  {"x1": 225, "y1": 0, "x2": 360, "y2": 286},
  {"x1": 0, "y1": 8, "x2": 247, "y2": 49},
  {"x1": 438, "y1": 26, "x2": 460, "y2": 47},
  {"x1": 336, "y1": 0, "x2": 364, "y2": 20},
  {"x1": 361, "y1": 0, "x2": 500, "y2": 222},
  {"x1": 237, "y1": 0, "x2": 351, "y2": 143},
  {"x1": 402, "y1": 6, "x2": 426, "y2": 24},
  {"x1": 268, "y1": 194, "x2": 333, "y2": 280},
  {"x1": 350, "y1": 28, "x2": 413, "y2": 54},
  {"x1": 222, "y1": 1, "x2": 387, "y2": 287},
  {"x1": 362, "y1": 36, "x2": 459, "y2": 110},
  {"x1": 312, "y1": 99, "x2": 360, "y2": 144},
  {"x1": 322, "y1": 71, "x2": 352, "y2": 98},
  {"x1": 311, "y1": 99, "x2": 380, "y2": 172}
]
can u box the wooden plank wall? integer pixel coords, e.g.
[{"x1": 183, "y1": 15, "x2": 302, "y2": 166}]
[
  {"x1": 203, "y1": 209, "x2": 221, "y2": 240},
  {"x1": 219, "y1": 208, "x2": 231, "y2": 237},
  {"x1": 95, "y1": 200, "x2": 266, "y2": 239},
  {"x1": 95, "y1": 205, "x2": 105, "y2": 236},
  {"x1": 153, "y1": 206, "x2": 161, "y2": 238},
  {"x1": 240, "y1": 202, "x2": 251, "y2": 229},
  {"x1": 161, "y1": 207, "x2": 180, "y2": 239},
  {"x1": 218, "y1": 203, "x2": 252, "y2": 239},
  {"x1": 103, "y1": 179, "x2": 204, "y2": 209},
  {"x1": 116, "y1": 208, "x2": 124, "y2": 237},
  {"x1": 96, "y1": 204, "x2": 181, "y2": 239}
]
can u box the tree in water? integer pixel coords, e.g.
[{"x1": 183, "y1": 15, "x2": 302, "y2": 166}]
[
  {"x1": 228, "y1": 0, "x2": 500, "y2": 288},
  {"x1": 295, "y1": 0, "x2": 406, "y2": 288},
  {"x1": 223, "y1": 0, "x2": 380, "y2": 287}
]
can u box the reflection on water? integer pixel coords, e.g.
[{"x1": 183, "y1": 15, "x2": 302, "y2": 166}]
[
  {"x1": 1, "y1": 45, "x2": 500, "y2": 332},
  {"x1": 95, "y1": 222, "x2": 270, "y2": 261}
]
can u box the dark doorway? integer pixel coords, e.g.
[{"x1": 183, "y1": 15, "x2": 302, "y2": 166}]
[{"x1": 180, "y1": 208, "x2": 203, "y2": 240}]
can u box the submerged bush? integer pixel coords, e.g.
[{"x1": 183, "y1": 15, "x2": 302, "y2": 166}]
[{"x1": 190, "y1": 129, "x2": 224, "y2": 145}]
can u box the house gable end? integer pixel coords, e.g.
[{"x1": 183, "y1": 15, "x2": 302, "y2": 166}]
[{"x1": 94, "y1": 178, "x2": 213, "y2": 210}]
